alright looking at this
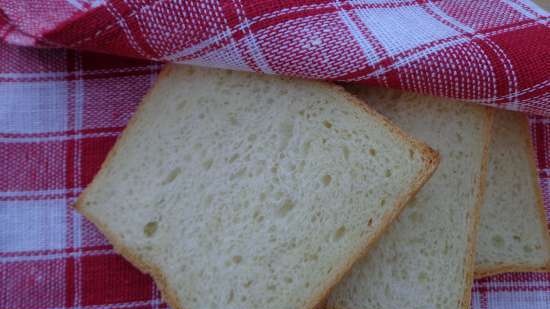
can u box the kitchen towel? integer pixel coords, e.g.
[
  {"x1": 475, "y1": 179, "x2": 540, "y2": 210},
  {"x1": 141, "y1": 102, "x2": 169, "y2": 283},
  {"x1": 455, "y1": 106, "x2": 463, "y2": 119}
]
[{"x1": 1, "y1": 0, "x2": 549, "y2": 115}]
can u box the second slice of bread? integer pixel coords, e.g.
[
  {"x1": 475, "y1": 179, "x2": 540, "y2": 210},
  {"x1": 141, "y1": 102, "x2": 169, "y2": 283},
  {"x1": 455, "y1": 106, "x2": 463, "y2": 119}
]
[
  {"x1": 327, "y1": 87, "x2": 493, "y2": 309},
  {"x1": 475, "y1": 110, "x2": 550, "y2": 277},
  {"x1": 75, "y1": 65, "x2": 438, "y2": 309}
]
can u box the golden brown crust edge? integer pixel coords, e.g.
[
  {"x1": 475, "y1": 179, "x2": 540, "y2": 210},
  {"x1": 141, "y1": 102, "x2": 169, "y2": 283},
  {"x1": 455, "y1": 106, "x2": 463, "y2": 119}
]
[
  {"x1": 473, "y1": 113, "x2": 550, "y2": 279},
  {"x1": 324, "y1": 100, "x2": 493, "y2": 309},
  {"x1": 75, "y1": 64, "x2": 439, "y2": 309},
  {"x1": 302, "y1": 84, "x2": 440, "y2": 309},
  {"x1": 459, "y1": 107, "x2": 494, "y2": 309}
]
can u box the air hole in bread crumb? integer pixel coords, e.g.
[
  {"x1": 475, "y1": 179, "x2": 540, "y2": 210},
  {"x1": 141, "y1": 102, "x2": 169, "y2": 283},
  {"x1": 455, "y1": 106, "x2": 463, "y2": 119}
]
[
  {"x1": 143, "y1": 221, "x2": 158, "y2": 237},
  {"x1": 303, "y1": 141, "x2": 312, "y2": 155},
  {"x1": 161, "y1": 168, "x2": 181, "y2": 185},
  {"x1": 334, "y1": 226, "x2": 346, "y2": 241},
  {"x1": 367, "y1": 218, "x2": 373, "y2": 226},
  {"x1": 342, "y1": 145, "x2": 350, "y2": 161},
  {"x1": 284, "y1": 277, "x2": 293, "y2": 283},
  {"x1": 380, "y1": 198, "x2": 386, "y2": 207},
  {"x1": 227, "y1": 290, "x2": 234, "y2": 304},
  {"x1": 232, "y1": 256, "x2": 242, "y2": 264},
  {"x1": 409, "y1": 149, "x2": 415, "y2": 159},
  {"x1": 418, "y1": 272, "x2": 429, "y2": 283},
  {"x1": 202, "y1": 159, "x2": 214, "y2": 170},
  {"x1": 230, "y1": 168, "x2": 247, "y2": 180},
  {"x1": 259, "y1": 192, "x2": 267, "y2": 201},
  {"x1": 408, "y1": 211, "x2": 423, "y2": 223},
  {"x1": 322, "y1": 175, "x2": 332, "y2": 186},
  {"x1": 304, "y1": 253, "x2": 319, "y2": 262},
  {"x1": 176, "y1": 100, "x2": 187, "y2": 111},
  {"x1": 323, "y1": 120, "x2": 332, "y2": 128},
  {"x1": 228, "y1": 153, "x2": 239, "y2": 163},
  {"x1": 491, "y1": 235, "x2": 504, "y2": 248},
  {"x1": 244, "y1": 280, "x2": 253, "y2": 288},
  {"x1": 369, "y1": 148, "x2": 377, "y2": 156},
  {"x1": 278, "y1": 199, "x2": 295, "y2": 217}
]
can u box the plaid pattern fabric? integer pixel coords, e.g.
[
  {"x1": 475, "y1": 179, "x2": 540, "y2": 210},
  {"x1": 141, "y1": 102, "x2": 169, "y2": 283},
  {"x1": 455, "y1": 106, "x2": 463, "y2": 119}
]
[
  {"x1": 1, "y1": 43, "x2": 550, "y2": 309},
  {"x1": 0, "y1": 43, "x2": 163, "y2": 309},
  {"x1": 1, "y1": 0, "x2": 550, "y2": 308},
  {"x1": 0, "y1": 0, "x2": 549, "y2": 115}
]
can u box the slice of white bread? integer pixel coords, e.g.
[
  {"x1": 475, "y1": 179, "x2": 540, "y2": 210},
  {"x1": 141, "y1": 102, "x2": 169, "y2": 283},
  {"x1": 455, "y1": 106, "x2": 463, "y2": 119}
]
[
  {"x1": 475, "y1": 110, "x2": 550, "y2": 278},
  {"x1": 75, "y1": 64, "x2": 438, "y2": 309},
  {"x1": 327, "y1": 87, "x2": 493, "y2": 309}
]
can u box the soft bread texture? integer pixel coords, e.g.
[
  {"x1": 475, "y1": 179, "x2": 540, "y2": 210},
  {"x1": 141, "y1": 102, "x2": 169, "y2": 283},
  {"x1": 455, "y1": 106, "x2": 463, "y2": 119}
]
[
  {"x1": 475, "y1": 110, "x2": 550, "y2": 278},
  {"x1": 327, "y1": 87, "x2": 493, "y2": 309},
  {"x1": 76, "y1": 64, "x2": 438, "y2": 309}
]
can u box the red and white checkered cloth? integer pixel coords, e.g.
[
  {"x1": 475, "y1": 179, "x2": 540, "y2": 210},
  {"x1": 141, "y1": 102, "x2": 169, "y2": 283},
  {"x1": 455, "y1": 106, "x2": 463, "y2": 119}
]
[
  {"x1": 0, "y1": 1, "x2": 549, "y2": 309},
  {"x1": 1, "y1": 0, "x2": 550, "y2": 115}
]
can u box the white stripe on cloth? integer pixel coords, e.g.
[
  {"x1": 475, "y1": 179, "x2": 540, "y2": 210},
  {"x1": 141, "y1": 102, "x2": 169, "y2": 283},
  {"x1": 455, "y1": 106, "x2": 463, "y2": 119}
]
[
  {"x1": 0, "y1": 64, "x2": 161, "y2": 80},
  {"x1": 0, "y1": 248, "x2": 115, "y2": 263},
  {"x1": 0, "y1": 188, "x2": 82, "y2": 199},
  {"x1": 65, "y1": 0, "x2": 105, "y2": 11},
  {"x1": 0, "y1": 131, "x2": 120, "y2": 143}
]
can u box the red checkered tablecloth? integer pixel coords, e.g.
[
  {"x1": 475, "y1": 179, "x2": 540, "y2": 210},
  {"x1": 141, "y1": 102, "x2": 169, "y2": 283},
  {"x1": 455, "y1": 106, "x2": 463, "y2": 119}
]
[{"x1": 0, "y1": 1, "x2": 549, "y2": 308}]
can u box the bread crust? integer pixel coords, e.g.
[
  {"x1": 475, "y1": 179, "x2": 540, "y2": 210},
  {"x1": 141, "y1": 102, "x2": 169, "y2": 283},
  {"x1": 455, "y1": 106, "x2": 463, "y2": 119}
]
[
  {"x1": 325, "y1": 102, "x2": 495, "y2": 309},
  {"x1": 474, "y1": 113, "x2": 550, "y2": 279},
  {"x1": 301, "y1": 84, "x2": 440, "y2": 309},
  {"x1": 459, "y1": 107, "x2": 494, "y2": 309},
  {"x1": 75, "y1": 63, "x2": 439, "y2": 309}
]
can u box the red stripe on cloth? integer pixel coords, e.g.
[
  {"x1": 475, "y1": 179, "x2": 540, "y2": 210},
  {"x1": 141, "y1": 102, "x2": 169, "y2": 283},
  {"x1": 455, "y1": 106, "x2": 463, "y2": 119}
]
[
  {"x1": 65, "y1": 255, "x2": 77, "y2": 307},
  {"x1": 531, "y1": 118, "x2": 550, "y2": 170},
  {"x1": 0, "y1": 259, "x2": 68, "y2": 309},
  {"x1": 81, "y1": 135, "x2": 118, "y2": 186},
  {"x1": 246, "y1": 6, "x2": 337, "y2": 35},
  {"x1": 488, "y1": 24, "x2": 550, "y2": 97},
  {"x1": 239, "y1": 0, "x2": 333, "y2": 20},
  {"x1": 0, "y1": 141, "x2": 67, "y2": 191},
  {"x1": 80, "y1": 254, "x2": 155, "y2": 306}
]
